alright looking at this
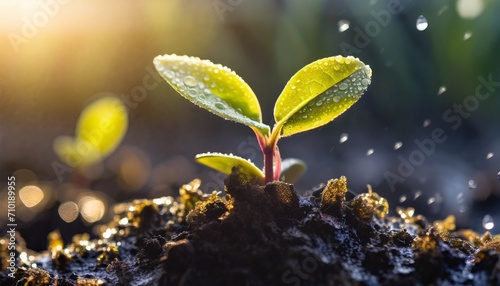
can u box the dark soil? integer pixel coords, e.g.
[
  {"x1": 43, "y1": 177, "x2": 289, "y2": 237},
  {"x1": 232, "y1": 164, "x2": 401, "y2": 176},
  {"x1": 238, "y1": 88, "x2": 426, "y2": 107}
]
[{"x1": 2, "y1": 171, "x2": 500, "y2": 285}]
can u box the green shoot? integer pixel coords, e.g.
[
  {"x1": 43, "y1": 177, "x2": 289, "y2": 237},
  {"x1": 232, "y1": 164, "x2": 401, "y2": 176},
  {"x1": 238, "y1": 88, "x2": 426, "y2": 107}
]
[{"x1": 154, "y1": 54, "x2": 372, "y2": 184}]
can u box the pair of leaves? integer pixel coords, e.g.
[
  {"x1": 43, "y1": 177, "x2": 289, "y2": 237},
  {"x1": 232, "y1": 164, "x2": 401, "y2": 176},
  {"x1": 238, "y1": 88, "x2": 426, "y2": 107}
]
[{"x1": 154, "y1": 54, "x2": 371, "y2": 182}]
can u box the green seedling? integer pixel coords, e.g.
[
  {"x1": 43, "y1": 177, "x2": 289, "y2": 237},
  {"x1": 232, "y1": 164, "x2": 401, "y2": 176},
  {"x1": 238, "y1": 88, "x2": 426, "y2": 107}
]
[{"x1": 154, "y1": 54, "x2": 372, "y2": 184}]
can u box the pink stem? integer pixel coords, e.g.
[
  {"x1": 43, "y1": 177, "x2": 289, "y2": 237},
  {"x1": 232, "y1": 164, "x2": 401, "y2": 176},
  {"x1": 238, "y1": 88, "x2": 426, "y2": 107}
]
[{"x1": 273, "y1": 146, "x2": 281, "y2": 181}]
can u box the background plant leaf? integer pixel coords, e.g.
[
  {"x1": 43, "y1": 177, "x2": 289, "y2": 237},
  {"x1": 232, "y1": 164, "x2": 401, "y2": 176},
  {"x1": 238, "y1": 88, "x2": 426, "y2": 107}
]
[
  {"x1": 154, "y1": 54, "x2": 270, "y2": 136},
  {"x1": 195, "y1": 152, "x2": 264, "y2": 183},
  {"x1": 274, "y1": 56, "x2": 372, "y2": 137},
  {"x1": 279, "y1": 158, "x2": 307, "y2": 183}
]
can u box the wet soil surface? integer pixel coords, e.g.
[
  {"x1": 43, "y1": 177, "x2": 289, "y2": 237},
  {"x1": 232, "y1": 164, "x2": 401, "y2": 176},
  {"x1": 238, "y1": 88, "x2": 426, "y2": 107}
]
[{"x1": 2, "y1": 172, "x2": 500, "y2": 285}]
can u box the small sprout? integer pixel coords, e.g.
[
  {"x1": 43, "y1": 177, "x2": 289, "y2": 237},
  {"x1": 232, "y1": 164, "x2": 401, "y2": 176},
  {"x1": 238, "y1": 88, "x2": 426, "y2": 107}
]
[
  {"x1": 154, "y1": 54, "x2": 371, "y2": 184},
  {"x1": 53, "y1": 95, "x2": 128, "y2": 168}
]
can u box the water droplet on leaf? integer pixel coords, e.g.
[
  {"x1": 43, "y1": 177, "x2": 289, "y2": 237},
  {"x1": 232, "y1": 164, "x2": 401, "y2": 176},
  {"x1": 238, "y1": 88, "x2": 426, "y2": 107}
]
[
  {"x1": 182, "y1": 76, "x2": 197, "y2": 87},
  {"x1": 214, "y1": 102, "x2": 225, "y2": 109}
]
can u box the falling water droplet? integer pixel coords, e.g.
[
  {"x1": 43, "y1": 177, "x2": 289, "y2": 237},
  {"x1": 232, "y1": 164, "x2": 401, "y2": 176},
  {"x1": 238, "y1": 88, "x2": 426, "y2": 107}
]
[
  {"x1": 338, "y1": 20, "x2": 350, "y2": 32},
  {"x1": 468, "y1": 179, "x2": 477, "y2": 189},
  {"x1": 497, "y1": 172, "x2": 500, "y2": 180},
  {"x1": 463, "y1": 32, "x2": 472, "y2": 40},
  {"x1": 427, "y1": 197, "x2": 436, "y2": 205},
  {"x1": 339, "y1": 133, "x2": 348, "y2": 143},
  {"x1": 482, "y1": 214, "x2": 494, "y2": 230},
  {"x1": 486, "y1": 152, "x2": 494, "y2": 159},
  {"x1": 399, "y1": 195, "x2": 407, "y2": 203},
  {"x1": 414, "y1": 191, "x2": 422, "y2": 200},
  {"x1": 394, "y1": 141, "x2": 403, "y2": 150},
  {"x1": 423, "y1": 119, "x2": 431, "y2": 128},
  {"x1": 437, "y1": 85, "x2": 447, "y2": 95},
  {"x1": 183, "y1": 76, "x2": 197, "y2": 87},
  {"x1": 366, "y1": 148, "x2": 374, "y2": 156},
  {"x1": 416, "y1": 15, "x2": 428, "y2": 31}
]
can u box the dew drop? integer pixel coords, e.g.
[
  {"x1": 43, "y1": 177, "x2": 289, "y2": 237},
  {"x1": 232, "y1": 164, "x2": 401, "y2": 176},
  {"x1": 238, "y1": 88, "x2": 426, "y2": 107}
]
[
  {"x1": 486, "y1": 152, "x2": 494, "y2": 159},
  {"x1": 183, "y1": 76, "x2": 197, "y2": 87},
  {"x1": 468, "y1": 179, "x2": 477, "y2": 189},
  {"x1": 210, "y1": 82, "x2": 216, "y2": 88},
  {"x1": 394, "y1": 141, "x2": 403, "y2": 150},
  {"x1": 339, "y1": 133, "x2": 348, "y2": 143},
  {"x1": 437, "y1": 85, "x2": 447, "y2": 95},
  {"x1": 203, "y1": 75, "x2": 210, "y2": 81},
  {"x1": 361, "y1": 78, "x2": 370, "y2": 87},
  {"x1": 333, "y1": 96, "x2": 340, "y2": 102},
  {"x1": 291, "y1": 86, "x2": 296, "y2": 90},
  {"x1": 366, "y1": 148, "x2": 374, "y2": 156},
  {"x1": 338, "y1": 19, "x2": 350, "y2": 32},
  {"x1": 214, "y1": 102, "x2": 225, "y2": 109},
  {"x1": 166, "y1": 71, "x2": 174, "y2": 79},
  {"x1": 315, "y1": 101, "x2": 323, "y2": 107},
  {"x1": 482, "y1": 214, "x2": 494, "y2": 230},
  {"x1": 416, "y1": 15, "x2": 428, "y2": 31},
  {"x1": 339, "y1": 82, "x2": 348, "y2": 90}
]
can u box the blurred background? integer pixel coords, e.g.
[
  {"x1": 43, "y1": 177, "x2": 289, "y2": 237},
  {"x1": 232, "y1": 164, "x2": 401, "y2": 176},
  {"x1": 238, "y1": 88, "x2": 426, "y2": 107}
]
[{"x1": 1, "y1": 0, "x2": 500, "y2": 251}]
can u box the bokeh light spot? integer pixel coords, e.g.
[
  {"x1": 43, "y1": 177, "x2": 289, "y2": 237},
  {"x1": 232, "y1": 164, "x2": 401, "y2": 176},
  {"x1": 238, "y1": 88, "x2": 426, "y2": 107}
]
[
  {"x1": 19, "y1": 185, "x2": 44, "y2": 208},
  {"x1": 58, "y1": 201, "x2": 79, "y2": 223}
]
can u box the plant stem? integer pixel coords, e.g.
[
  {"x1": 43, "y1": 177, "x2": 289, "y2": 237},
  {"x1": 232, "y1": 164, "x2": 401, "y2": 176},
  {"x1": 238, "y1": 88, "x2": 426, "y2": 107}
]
[{"x1": 264, "y1": 145, "x2": 274, "y2": 183}]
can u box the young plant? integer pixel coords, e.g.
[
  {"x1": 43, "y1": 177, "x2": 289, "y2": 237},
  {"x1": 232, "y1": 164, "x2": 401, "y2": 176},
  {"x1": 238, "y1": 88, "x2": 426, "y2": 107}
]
[{"x1": 154, "y1": 54, "x2": 372, "y2": 184}]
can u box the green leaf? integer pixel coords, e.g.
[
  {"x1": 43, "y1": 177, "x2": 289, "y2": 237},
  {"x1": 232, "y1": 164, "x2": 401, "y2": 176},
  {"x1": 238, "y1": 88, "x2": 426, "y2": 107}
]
[
  {"x1": 279, "y1": 158, "x2": 307, "y2": 183},
  {"x1": 195, "y1": 152, "x2": 265, "y2": 183},
  {"x1": 154, "y1": 54, "x2": 270, "y2": 136},
  {"x1": 274, "y1": 55, "x2": 372, "y2": 137}
]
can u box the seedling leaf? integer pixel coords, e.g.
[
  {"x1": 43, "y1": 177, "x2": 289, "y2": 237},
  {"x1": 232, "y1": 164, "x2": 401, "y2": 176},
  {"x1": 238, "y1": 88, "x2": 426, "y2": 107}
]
[
  {"x1": 274, "y1": 56, "x2": 372, "y2": 137},
  {"x1": 195, "y1": 152, "x2": 265, "y2": 183},
  {"x1": 154, "y1": 54, "x2": 270, "y2": 136}
]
